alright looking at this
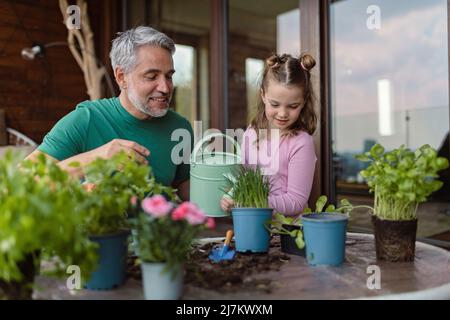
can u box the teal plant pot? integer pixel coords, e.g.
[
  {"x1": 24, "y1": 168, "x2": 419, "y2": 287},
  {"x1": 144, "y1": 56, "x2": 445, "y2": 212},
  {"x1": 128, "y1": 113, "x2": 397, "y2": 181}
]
[
  {"x1": 141, "y1": 262, "x2": 183, "y2": 300},
  {"x1": 85, "y1": 230, "x2": 130, "y2": 290},
  {"x1": 302, "y1": 213, "x2": 348, "y2": 266},
  {"x1": 232, "y1": 208, "x2": 273, "y2": 253}
]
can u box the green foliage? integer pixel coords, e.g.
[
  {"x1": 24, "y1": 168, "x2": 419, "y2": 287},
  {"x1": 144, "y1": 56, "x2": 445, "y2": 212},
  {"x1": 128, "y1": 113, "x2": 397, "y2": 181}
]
[
  {"x1": 79, "y1": 152, "x2": 177, "y2": 235},
  {"x1": 223, "y1": 165, "x2": 271, "y2": 208},
  {"x1": 0, "y1": 151, "x2": 98, "y2": 284},
  {"x1": 356, "y1": 143, "x2": 449, "y2": 220}
]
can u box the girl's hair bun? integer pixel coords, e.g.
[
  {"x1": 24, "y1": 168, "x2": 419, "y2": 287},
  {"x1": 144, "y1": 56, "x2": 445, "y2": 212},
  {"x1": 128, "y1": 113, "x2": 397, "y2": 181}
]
[
  {"x1": 299, "y1": 53, "x2": 316, "y2": 72},
  {"x1": 266, "y1": 54, "x2": 280, "y2": 68},
  {"x1": 266, "y1": 54, "x2": 288, "y2": 69}
]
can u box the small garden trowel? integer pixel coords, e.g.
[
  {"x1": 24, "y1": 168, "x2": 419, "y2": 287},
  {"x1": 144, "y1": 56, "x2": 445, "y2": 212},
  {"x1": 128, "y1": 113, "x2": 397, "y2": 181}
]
[{"x1": 209, "y1": 230, "x2": 236, "y2": 262}]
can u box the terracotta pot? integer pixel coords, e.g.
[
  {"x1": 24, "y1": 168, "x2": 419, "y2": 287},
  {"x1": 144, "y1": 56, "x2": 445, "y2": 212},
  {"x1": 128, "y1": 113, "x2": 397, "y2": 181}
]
[{"x1": 372, "y1": 215, "x2": 417, "y2": 262}]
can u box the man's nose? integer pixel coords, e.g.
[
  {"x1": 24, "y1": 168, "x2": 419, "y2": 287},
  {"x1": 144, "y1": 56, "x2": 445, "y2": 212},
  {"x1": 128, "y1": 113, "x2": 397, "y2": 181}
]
[{"x1": 157, "y1": 78, "x2": 171, "y2": 94}]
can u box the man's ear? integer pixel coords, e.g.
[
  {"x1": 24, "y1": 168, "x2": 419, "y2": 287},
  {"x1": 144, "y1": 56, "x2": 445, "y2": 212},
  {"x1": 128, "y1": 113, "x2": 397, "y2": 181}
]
[{"x1": 114, "y1": 67, "x2": 127, "y2": 90}]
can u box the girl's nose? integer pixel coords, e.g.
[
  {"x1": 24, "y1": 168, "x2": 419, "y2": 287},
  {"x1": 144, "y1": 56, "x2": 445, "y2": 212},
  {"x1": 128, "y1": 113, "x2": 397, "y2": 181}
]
[{"x1": 278, "y1": 107, "x2": 288, "y2": 118}]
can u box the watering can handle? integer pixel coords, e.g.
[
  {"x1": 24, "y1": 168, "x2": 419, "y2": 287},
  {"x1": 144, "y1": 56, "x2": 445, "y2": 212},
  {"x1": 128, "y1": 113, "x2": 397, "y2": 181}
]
[
  {"x1": 191, "y1": 132, "x2": 242, "y2": 162},
  {"x1": 224, "y1": 230, "x2": 234, "y2": 246}
]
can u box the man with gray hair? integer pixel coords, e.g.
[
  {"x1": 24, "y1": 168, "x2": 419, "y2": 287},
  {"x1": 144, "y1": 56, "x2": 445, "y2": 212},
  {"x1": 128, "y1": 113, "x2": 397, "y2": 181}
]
[{"x1": 26, "y1": 26, "x2": 193, "y2": 200}]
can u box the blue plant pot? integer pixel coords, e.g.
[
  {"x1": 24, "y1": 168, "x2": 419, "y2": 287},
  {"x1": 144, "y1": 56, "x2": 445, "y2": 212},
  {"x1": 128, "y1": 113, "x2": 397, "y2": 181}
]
[
  {"x1": 231, "y1": 208, "x2": 273, "y2": 253},
  {"x1": 85, "y1": 230, "x2": 130, "y2": 290},
  {"x1": 302, "y1": 213, "x2": 348, "y2": 266}
]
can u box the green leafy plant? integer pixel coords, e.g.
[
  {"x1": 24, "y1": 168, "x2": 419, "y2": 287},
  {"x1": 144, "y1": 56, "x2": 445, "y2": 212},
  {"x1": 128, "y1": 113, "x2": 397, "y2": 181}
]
[
  {"x1": 223, "y1": 165, "x2": 271, "y2": 208},
  {"x1": 356, "y1": 143, "x2": 449, "y2": 220},
  {"x1": 0, "y1": 151, "x2": 98, "y2": 287},
  {"x1": 78, "y1": 152, "x2": 177, "y2": 235},
  {"x1": 131, "y1": 195, "x2": 215, "y2": 277},
  {"x1": 267, "y1": 195, "x2": 367, "y2": 249}
]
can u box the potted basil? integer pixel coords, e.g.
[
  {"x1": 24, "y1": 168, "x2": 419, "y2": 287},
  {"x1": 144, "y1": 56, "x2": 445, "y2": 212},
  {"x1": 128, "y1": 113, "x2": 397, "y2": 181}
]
[
  {"x1": 356, "y1": 143, "x2": 449, "y2": 262},
  {"x1": 0, "y1": 151, "x2": 97, "y2": 299}
]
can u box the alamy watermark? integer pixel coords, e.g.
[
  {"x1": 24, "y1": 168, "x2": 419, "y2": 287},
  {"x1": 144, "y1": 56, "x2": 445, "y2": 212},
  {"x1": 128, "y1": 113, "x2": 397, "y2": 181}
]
[
  {"x1": 66, "y1": 265, "x2": 81, "y2": 290},
  {"x1": 366, "y1": 265, "x2": 381, "y2": 290},
  {"x1": 66, "y1": 5, "x2": 81, "y2": 30},
  {"x1": 366, "y1": 5, "x2": 381, "y2": 30}
]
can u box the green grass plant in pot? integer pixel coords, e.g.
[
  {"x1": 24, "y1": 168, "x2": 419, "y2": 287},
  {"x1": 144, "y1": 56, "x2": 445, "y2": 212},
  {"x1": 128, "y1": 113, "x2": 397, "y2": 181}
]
[
  {"x1": 356, "y1": 143, "x2": 449, "y2": 262},
  {"x1": 131, "y1": 195, "x2": 215, "y2": 300},
  {"x1": 78, "y1": 151, "x2": 160, "y2": 290},
  {"x1": 0, "y1": 151, "x2": 98, "y2": 299},
  {"x1": 224, "y1": 165, "x2": 272, "y2": 253}
]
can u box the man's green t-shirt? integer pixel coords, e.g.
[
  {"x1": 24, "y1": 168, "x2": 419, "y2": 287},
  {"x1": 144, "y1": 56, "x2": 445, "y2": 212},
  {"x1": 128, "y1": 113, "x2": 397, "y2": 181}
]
[{"x1": 38, "y1": 97, "x2": 193, "y2": 186}]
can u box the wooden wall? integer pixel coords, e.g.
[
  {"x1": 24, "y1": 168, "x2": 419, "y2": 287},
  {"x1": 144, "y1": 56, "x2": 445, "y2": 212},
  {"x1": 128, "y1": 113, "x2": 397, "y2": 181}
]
[{"x1": 0, "y1": 0, "x2": 118, "y2": 143}]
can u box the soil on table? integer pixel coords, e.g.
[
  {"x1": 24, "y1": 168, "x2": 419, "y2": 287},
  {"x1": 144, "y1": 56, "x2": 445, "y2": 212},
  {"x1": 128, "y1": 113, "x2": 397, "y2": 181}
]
[{"x1": 126, "y1": 236, "x2": 290, "y2": 294}]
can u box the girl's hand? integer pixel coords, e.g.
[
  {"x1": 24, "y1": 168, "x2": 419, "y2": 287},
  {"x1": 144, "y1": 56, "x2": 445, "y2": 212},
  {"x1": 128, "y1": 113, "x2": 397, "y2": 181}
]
[{"x1": 220, "y1": 196, "x2": 235, "y2": 212}]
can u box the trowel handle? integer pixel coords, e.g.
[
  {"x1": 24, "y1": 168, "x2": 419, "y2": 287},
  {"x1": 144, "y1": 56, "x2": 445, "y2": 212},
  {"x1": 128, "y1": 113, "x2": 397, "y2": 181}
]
[{"x1": 224, "y1": 230, "x2": 234, "y2": 246}]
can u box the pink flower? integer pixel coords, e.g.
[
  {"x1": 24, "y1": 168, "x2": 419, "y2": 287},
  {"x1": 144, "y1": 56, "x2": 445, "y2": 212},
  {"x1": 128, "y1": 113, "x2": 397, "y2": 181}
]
[
  {"x1": 206, "y1": 218, "x2": 215, "y2": 229},
  {"x1": 83, "y1": 183, "x2": 96, "y2": 192},
  {"x1": 130, "y1": 195, "x2": 138, "y2": 207},
  {"x1": 172, "y1": 202, "x2": 207, "y2": 225},
  {"x1": 172, "y1": 203, "x2": 189, "y2": 221},
  {"x1": 141, "y1": 195, "x2": 173, "y2": 217}
]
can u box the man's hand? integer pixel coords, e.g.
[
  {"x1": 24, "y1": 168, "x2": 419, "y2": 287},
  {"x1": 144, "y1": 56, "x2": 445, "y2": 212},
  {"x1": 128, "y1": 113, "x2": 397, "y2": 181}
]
[
  {"x1": 26, "y1": 139, "x2": 151, "y2": 179},
  {"x1": 87, "y1": 139, "x2": 150, "y2": 165}
]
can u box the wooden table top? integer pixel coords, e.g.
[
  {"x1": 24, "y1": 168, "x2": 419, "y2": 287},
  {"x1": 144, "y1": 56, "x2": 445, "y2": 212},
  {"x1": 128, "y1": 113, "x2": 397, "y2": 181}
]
[{"x1": 34, "y1": 233, "x2": 450, "y2": 300}]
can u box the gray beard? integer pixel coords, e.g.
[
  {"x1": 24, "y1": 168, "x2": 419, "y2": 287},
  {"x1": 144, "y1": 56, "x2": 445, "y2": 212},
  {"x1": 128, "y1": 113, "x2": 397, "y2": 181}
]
[{"x1": 127, "y1": 89, "x2": 169, "y2": 118}]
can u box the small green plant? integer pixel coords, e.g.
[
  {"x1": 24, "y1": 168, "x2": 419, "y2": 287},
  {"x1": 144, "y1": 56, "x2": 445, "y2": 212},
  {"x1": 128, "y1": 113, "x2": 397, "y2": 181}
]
[
  {"x1": 267, "y1": 195, "x2": 367, "y2": 249},
  {"x1": 78, "y1": 151, "x2": 177, "y2": 235},
  {"x1": 223, "y1": 165, "x2": 271, "y2": 208},
  {"x1": 0, "y1": 151, "x2": 98, "y2": 286},
  {"x1": 356, "y1": 143, "x2": 449, "y2": 220}
]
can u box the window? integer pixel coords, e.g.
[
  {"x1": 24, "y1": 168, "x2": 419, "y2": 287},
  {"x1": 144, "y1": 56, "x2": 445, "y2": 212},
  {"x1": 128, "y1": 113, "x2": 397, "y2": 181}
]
[{"x1": 330, "y1": 0, "x2": 450, "y2": 239}]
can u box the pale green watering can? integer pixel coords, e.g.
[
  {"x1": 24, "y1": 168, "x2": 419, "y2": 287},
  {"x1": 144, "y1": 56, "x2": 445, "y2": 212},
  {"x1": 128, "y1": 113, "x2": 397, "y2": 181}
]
[{"x1": 190, "y1": 133, "x2": 241, "y2": 217}]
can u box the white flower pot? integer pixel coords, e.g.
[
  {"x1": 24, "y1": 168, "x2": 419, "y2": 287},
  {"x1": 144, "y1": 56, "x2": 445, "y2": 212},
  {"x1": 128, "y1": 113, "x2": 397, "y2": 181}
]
[{"x1": 141, "y1": 262, "x2": 183, "y2": 300}]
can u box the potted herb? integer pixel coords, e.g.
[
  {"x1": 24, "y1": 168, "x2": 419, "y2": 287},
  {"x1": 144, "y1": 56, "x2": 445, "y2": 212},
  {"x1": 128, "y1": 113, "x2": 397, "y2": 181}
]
[
  {"x1": 267, "y1": 195, "x2": 361, "y2": 266},
  {"x1": 267, "y1": 196, "x2": 346, "y2": 256},
  {"x1": 0, "y1": 151, "x2": 97, "y2": 299},
  {"x1": 79, "y1": 151, "x2": 157, "y2": 290},
  {"x1": 300, "y1": 196, "x2": 362, "y2": 266},
  {"x1": 356, "y1": 143, "x2": 449, "y2": 262},
  {"x1": 132, "y1": 195, "x2": 215, "y2": 300},
  {"x1": 224, "y1": 165, "x2": 272, "y2": 253}
]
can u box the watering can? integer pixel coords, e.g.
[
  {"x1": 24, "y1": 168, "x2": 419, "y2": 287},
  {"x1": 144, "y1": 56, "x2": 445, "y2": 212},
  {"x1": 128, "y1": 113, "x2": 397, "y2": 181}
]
[
  {"x1": 190, "y1": 133, "x2": 241, "y2": 217},
  {"x1": 209, "y1": 230, "x2": 236, "y2": 262}
]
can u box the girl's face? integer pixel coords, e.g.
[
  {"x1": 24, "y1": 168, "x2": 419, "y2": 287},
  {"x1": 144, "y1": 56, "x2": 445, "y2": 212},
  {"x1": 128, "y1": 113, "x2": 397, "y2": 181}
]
[{"x1": 261, "y1": 79, "x2": 304, "y2": 134}]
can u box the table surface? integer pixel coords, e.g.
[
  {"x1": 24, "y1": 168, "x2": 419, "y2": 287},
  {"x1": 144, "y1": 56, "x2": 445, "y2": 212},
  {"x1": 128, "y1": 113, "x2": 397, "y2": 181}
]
[{"x1": 34, "y1": 233, "x2": 450, "y2": 300}]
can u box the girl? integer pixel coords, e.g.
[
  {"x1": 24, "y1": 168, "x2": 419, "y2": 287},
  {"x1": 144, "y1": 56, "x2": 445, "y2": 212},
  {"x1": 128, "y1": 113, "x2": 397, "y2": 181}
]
[{"x1": 221, "y1": 53, "x2": 317, "y2": 216}]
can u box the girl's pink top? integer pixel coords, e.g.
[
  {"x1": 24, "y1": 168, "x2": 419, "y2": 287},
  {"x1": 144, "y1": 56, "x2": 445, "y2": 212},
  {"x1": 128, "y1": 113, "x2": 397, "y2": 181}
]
[{"x1": 241, "y1": 128, "x2": 317, "y2": 216}]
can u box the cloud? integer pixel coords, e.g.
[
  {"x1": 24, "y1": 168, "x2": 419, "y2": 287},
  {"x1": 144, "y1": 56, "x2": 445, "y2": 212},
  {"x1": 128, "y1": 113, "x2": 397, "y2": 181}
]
[{"x1": 332, "y1": 3, "x2": 448, "y2": 116}]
